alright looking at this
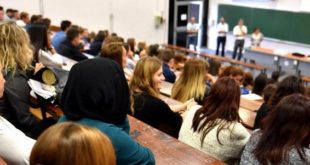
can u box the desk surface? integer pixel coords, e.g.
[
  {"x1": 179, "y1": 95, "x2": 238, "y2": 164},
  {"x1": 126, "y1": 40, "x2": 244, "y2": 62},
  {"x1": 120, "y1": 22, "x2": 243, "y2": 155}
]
[
  {"x1": 128, "y1": 116, "x2": 226, "y2": 165},
  {"x1": 250, "y1": 46, "x2": 310, "y2": 63},
  {"x1": 33, "y1": 103, "x2": 225, "y2": 165}
]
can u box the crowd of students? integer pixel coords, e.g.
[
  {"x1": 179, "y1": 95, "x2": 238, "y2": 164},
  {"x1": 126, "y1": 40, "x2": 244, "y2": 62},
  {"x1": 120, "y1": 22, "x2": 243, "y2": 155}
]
[{"x1": 1, "y1": 5, "x2": 310, "y2": 165}]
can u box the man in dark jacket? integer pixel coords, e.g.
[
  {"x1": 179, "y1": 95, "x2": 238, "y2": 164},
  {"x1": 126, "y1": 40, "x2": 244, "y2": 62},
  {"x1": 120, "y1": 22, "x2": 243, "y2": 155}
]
[{"x1": 58, "y1": 28, "x2": 88, "y2": 61}]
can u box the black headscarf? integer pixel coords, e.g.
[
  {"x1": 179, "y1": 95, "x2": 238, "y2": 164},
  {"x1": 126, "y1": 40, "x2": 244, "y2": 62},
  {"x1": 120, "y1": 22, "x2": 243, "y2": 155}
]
[{"x1": 61, "y1": 57, "x2": 129, "y2": 125}]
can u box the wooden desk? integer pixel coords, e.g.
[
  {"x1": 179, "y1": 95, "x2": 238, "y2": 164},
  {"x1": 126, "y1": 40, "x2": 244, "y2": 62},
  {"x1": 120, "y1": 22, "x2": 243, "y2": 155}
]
[
  {"x1": 240, "y1": 97, "x2": 263, "y2": 112},
  {"x1": 245, "y1": 46, "x2": 310, "y2": 76},
  {"x1": 128, "y1": 116, "x2": 226, "y2": 165},
  {"x1": 30, "y1": 102, "x2": 225, "y2": 165}
]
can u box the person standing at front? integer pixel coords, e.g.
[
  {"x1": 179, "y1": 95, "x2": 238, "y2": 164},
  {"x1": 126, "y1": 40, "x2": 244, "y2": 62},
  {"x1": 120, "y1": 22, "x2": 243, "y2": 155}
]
[
  {"x1": 215, "y1": 17, "x2": 228, "y2": 57},
  {"x1": 232, "y1": 19, "x2": 247, "y2": 60},
  {"x1": 187, "y1": 17, "x2": 199, "y2": 50}
]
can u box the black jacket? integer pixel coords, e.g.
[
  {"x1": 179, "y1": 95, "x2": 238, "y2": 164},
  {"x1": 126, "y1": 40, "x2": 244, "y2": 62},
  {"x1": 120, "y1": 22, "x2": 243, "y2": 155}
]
[
  {"x1": 0, "y1": 71, "x2": 55, "y2": 138},
  {"x1": 58, "y1": 40, "x2": 88, "y2": 61}
]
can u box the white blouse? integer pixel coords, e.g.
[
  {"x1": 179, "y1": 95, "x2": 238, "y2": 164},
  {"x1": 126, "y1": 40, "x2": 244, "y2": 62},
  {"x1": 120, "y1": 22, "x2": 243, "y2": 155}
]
[{"x1": 0, "y1": 117, "x2": 35, "y2": 165}]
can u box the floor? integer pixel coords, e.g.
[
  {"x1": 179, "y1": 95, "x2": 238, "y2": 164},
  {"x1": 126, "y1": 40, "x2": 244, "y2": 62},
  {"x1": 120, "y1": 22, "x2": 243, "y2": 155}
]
[{"x1": 195, "y1": 26, "x2": 310, "y2": 81}]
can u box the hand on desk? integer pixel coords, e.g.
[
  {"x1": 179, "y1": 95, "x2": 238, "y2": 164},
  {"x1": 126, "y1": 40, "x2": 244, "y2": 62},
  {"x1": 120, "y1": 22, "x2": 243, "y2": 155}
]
[{"x1": 170, "y1": 98, "x2": 197, "y2": 113}]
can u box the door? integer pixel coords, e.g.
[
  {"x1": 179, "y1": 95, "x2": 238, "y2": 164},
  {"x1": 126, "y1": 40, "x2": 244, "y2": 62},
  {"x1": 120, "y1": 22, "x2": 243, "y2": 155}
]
[{"x1": 173, "y1": 1, "x2": 203, "y2": 49}]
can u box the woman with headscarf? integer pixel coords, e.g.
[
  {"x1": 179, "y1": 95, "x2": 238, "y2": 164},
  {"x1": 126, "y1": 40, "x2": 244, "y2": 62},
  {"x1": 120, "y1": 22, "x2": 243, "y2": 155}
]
[{"x1": 58, "y1": 57, "x2": 155, "y2": 165}]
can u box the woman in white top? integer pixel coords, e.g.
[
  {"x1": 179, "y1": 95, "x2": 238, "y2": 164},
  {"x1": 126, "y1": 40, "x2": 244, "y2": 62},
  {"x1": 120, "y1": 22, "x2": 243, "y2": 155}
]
[
  {"x1": 0, "y1": 63, "x2": 35, "y2": 165},
  {"x1": 179, "y1": 77, "x2": 250, "y2": 164},
  {"x1": 251, "y1": 27, "x2": 263, "y2": 47}
]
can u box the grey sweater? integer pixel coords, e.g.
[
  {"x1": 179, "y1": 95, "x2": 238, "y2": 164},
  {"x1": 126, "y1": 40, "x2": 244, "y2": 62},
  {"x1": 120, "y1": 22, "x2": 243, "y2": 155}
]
[{"x1": 240, "y1": 129, "x2": 310, "y2": 165}]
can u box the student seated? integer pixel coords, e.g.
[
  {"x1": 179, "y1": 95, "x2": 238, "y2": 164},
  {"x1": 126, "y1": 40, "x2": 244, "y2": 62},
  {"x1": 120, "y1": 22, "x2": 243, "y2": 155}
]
[
  {"x1": 27, "y1": 23, "x2": 63, "y2": 68},
  {"x1": 30, "y1": 122, "x2": 116, "y2": 165},
  {"x1": 88, "y1": 30, "x2": 106, "y2": 56},
  {"x1": 0, "y1": 21, "x2": 55, "y2": 139},
  {"x1": 58, "y1": 58, "x2": 155, "y2": 165},
  {"x1": 242, "y1": 72, "x2": 254, "y2": 91},
  {"x1": 219, "y1": 65, "x2": 248, "y2": 94},
  {"x1": 252, "y1": 73, "x2": 268, "y2": 96},
  {"x1": 158, "y1": 49, "x2": 178, "y2": 83},
  {"x1": 58, "y1": 28, "x2": 88, "y2": 61},
  {"x1": 178, "y1": 77, "x2": 250, "y2": 164},
  {"x1": 254, "y1": 75, "x2": 305, "y2": 129},
  {"x1": 241, "y1": 94, "x2": 310, "y2": 164},
  {"x1": 171, "y1": 58, "x2": 210, "y2": 104},
  {"x1": 253, "y1": 84, "x2": 277, "y2": 129},
  {"x1": 129, "y1": 57, "x2": 195, "y2": 138},
  {"x1": 173, "y1": 53, "x2": 187, "y2": 71},
  {"x1": 100, "y1": 42, "x2": 132, "y2": 79},
  {"x1": 0, "y1": 63, "x2": 35, "y2": 165},
  {"x1": 219, "y1": 65, "x2": 244, "y2": 85},
  {"x1": 52, "y1": 20, "x2": 71, "y2": 51}
]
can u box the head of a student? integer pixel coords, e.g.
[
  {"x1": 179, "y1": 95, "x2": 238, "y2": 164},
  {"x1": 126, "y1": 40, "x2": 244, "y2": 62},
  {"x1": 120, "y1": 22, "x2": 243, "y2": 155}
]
[
  {"x1": 103, "y1": 36, "x2": 122, "y2": 45},
  {"x1": 253, "y1": 27, "x2": 260, "y2": 34},
  {"x1": 42, "y1": 18, "x2": 51, "y2": 29},
  {"x1": 0, "y1": 6, "x2": 4, "y2": 21},
  {"x1": 146, "y1": 44, "x2": 159, "y2": 57},
  {"x1": 61, "y1": 58, "x2": 130, "y2": 125},
  {"x1": 0, "y1": 63, "x2": 6, "y2": 98},
  {"x1": 252, "y1": 73, "x2": 268, "y2": 96},
  {"x1": 60, "y1": 20, "x2": 72, "y2": 32},
  {"x1": 129, "y1": 57, "x2": 164, "y2": 98},
  {"x1": 81, "y1": 28, "x2": 89, "y2": 38},
  {"x1": 271, "y1": 71, "x2": 280, "y2": 82},
  {"x1": 67, "y1": 28, "x2": 80, "y2": 46},
  {"x1": 262, "y1": 84, "x2": 277, "y2": 103},
  {"x1": 20, "y1": 12, "x2": 30, "y2": 24},
  {"x1": 12, "y1": 9, "x2": 19, "y2": 19},
  {"x1": 220, "y1": 16, "x2": 225, "y2": 23},
  {"x1": 255, "y1": 94, "x2": 310, "y2": 165},
  {"x1": 100, "y1": 42, "x2": 127, "y2": 68},
  {"x1": 27, "y1": 23, "x2": 49, "y2": 62},
  {"x1": 158, "y1": 49, "x2": 175, "y2": 68},
  {"x1": 137, "y1": 41, "x2": 146, "y2": 51},
  {"x1": 30, "y1": 15, "x2": 39, "y2": 24},
  {"x1": 127, "y1": 38, "x2": 136, "y2": 52},
  {"x1": 0, "y1": 20, "x2": 33, "y2": 73},
  {"x1": 208, "y1": 59, "x2": 221, "y2": 76},
  {"x1": 242, "y1": 71, "x2": 254, "y2": 88},
  {"x1": 171, "y1": 58, "x2": 208, "y2": 102},
  {"x1": 190, "y1": 16, "x2": 196, "y2": 24},
  {"x1": 238, "y1": 19, "x2": 244, "y2": 26},
  {"x1": 30, "y1": 122, "x2": 116, "y2": 165},
  {"x1": 6, "y1": 8, "x2": 13, "y2": 18},
  {"x1": 192, "y1": 77, "x2": 241, "y2": 146},
  {"x1": 267, "y1": 75, "x2": 305, "y2": 112},
  {"x1": 94, "y1": 30, "x2": 106, "y2": 42},
  {"x1": 219, "y1": 66, "x2": 244, "y2": 85}
]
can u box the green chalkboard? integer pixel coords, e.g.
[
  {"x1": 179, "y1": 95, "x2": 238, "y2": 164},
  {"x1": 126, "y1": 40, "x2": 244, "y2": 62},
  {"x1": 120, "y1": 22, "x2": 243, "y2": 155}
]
[{"x1": 218, "y1": 5, "x2": 310, "y2": 45}]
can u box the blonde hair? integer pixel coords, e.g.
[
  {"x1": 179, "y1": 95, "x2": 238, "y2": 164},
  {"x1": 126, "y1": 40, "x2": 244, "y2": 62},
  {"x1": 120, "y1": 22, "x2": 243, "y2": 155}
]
[
  {"x1": 171, "y1": 58, "x2": 208, "y2": 102},
  {"x1": 129, "y1": 57, "x2": 162, "y2": 98},
  {"x1": 0, "y1": 20, "x2": 33, "y2": 73},
  {"x1": 30, "y1": 122, "x2": 116, "y2": 165}
]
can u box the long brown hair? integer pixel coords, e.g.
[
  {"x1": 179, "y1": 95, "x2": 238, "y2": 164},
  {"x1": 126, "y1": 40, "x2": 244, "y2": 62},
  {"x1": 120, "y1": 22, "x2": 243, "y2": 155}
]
[
  {"x1": 267, "y1": 75, "x2": 305, "y2": 112},
  {"x1": 192, "y1": 77, "x2": 241, "y2": 146},
  {"x1": 129, "y1": 57, "x2": 162, "y2": 98},
  {"x1": 255, "y1": 94, "x2": 310, "y2": 165},
  {"x1": 171, "y1": 58, "x2": 208, "y2": 102},
  {"x1": 30, "y1": 122, "x2": 116, "y2": 165}
]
